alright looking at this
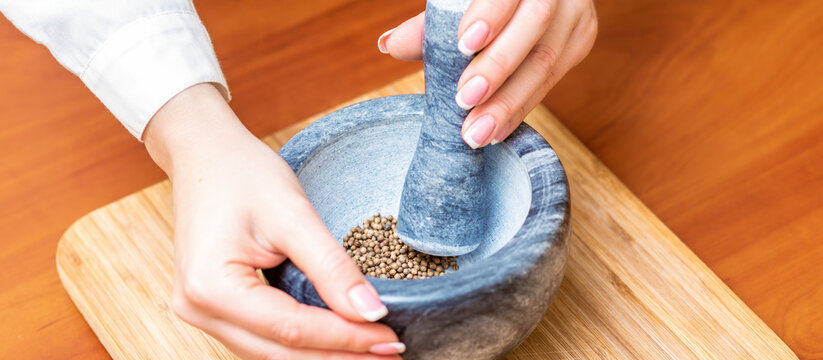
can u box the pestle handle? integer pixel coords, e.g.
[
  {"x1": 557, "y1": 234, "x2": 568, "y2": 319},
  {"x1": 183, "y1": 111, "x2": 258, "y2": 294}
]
[
  {"x1": 397, "y1": 0, "x2": 486, "y2": 256},
  {"x1": 421, "y1": 0, "x2": 476, "y2": 115}
]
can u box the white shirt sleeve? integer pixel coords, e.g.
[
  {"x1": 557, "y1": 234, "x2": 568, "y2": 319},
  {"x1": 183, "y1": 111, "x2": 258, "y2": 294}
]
[{"x1": 0, "y1": 0, "x2": 230, "y2": 139}]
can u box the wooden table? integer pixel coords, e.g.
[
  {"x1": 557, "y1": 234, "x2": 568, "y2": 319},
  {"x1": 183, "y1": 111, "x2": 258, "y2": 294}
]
[
  {"x1": 56, "y1": 72, "x2": 795, "y2": 359},
  {"x1": 2, "y1": 0, "x2": 822, "y2": 358}
]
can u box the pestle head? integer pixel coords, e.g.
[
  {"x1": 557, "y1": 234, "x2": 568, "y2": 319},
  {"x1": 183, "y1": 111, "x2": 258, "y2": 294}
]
[{"x1": 397, "y1": 0, "x2": 485, "y2": 256}]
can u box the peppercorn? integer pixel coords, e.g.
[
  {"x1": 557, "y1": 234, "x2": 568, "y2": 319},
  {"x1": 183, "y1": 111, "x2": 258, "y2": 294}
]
[{"x1": 342, "y1": 214, "x2": 460, "y2": 279}]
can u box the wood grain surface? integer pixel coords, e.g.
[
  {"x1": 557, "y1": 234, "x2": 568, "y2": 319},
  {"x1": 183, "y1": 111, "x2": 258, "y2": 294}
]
[
  {"x1": 56, "y1": 72, "x2": 795, "y2": 360},
  {"x1": 546, "y1": 2, "x2": 823, "y2": 358},
  {"x1": 1, "y1": 0, "x2": 821, "y2": 358}
]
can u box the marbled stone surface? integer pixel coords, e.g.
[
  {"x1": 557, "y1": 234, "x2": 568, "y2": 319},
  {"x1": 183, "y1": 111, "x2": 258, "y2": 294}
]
[
  {"x1": 266, "y1": 94, "x2": 570, "y2": 359},
  {"x1": 397, "y1": 0, "x2": 485, "y2": 256}
]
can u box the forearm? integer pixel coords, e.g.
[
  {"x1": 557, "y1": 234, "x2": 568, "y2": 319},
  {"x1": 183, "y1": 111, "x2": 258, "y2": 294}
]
[{"x1": 143, "y1": 83, "x2": 253, "y2": 181}]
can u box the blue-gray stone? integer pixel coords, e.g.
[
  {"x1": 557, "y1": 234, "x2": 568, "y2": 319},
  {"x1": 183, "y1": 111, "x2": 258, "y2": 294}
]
[
  {"x1": 267, "y1": 93, "x2": 571, "y2": 359},
  {"x1": 397, "y1": 0, "x2": 484, "y2": 256}
]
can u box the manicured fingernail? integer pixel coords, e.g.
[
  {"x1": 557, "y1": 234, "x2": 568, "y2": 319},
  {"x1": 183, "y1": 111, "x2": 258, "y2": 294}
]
[
  {"x1": 377, "y1": 28, "x2": 396, "y2": 54},
  {"x1": 347, "y1": 283, "x2": 388, "y2": 321},
  {"x1": 455, "y1": 76, "x2": 489, "y2": 110},
  {"x1": 490, "y1": 139, "x2": 499, "y2": 145},
  {"x1": 369, "y1": 342, "x2": 406, "y2": 355},
  {"x1": 458, "y1": 21, "x2": 489, "y2": 56},
  {"x1": 463, "y1": 115, "x2": 495, "y2": 149}
]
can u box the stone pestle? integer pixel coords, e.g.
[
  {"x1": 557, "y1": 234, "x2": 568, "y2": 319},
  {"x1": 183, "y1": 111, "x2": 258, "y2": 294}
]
[{"x1": 397, "y1": 0, "x2": 485, "y2": 256}]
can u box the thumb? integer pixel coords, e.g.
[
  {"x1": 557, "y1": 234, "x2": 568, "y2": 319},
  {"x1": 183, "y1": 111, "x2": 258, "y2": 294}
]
[
  {"x1": 259, "y1": 200, "x2": 389, "y2": 323},
  {"x1": 379, "y1": 11, "x2": 424, "y2": 61}
]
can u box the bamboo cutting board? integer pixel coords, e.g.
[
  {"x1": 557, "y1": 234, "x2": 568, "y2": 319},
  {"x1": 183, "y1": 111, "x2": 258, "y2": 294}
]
[{"x1": 57, "y1": 72, "x2": 796, "y2": 359}]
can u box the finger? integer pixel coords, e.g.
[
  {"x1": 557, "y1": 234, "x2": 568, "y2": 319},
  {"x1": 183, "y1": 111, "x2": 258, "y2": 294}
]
[
  {"x1": 207, "y1": 319, "x2": 401, "y2": 360},
  {"x1": 171, "y1": 223, "x2": 400, "y2": 354},
  {"x1": 460, "y1": 1, "x2": 583, "y2": 148},
  {"x1": 457, "y1": 0, "x2": 520, "y2": 56},
  {"x1": 209, "y1": 265, "x2": 400, "y2": 353},
  {"x1": 380, "y1": 12, "x2": 425, "y2": 61},
  {"x1": 256, "y1": 199, "x2": 389, "y2": 323},
  {"x1": 455, "y1": 0, "x2": 555, "y2": 110},
  {"x1": 490, "y1": 11, "x2": 598, "y2": 143}
]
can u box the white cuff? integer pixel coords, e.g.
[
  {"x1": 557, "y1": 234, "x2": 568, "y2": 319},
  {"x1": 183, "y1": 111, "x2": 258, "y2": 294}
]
[{"x1": 80, "y1": 11, "x2": 230, "y2": 140}]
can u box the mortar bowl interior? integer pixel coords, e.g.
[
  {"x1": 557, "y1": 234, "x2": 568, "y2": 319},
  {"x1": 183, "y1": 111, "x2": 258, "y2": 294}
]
[{"x1": 265, "y1": 94, "x2": 570, "y2": 359}]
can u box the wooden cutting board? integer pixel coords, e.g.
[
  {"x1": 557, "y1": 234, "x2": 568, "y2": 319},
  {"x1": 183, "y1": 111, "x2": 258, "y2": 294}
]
[{"x1": 57, "y1": 72, "x2": 796, "y2": 359}]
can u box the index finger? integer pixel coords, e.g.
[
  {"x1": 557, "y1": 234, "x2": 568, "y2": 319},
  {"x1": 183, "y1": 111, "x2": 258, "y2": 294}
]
[
  {"x1": 256, "y1": 198, "x2": 390, "y2": 323},
  {"x1": 211, "y1": 264, "x2": 400, "y2": 353},
  {"x1": 457, "y1": 0, "x2": 520, "y2": 56}
]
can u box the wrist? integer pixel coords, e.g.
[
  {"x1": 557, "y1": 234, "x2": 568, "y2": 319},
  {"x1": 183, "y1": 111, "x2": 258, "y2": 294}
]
[{"x1": 144, "y1": 83, "x2": 255, "y2": 180}]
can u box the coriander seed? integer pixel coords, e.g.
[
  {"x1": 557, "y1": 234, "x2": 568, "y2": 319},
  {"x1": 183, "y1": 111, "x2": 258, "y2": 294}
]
[{"x1": 342, "y1": 214, "x2": 460, "y2": 280}]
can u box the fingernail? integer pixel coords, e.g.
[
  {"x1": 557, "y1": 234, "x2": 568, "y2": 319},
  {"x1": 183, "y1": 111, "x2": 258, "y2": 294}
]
[
  {"x1": 347, "y1": 283, "x2": 388, "y2": 322},
  {"x1": 463, "y1": 115, "x2": 495, "y2": 149},
  {"x1": 369, "y1": 342, "x2": 406, "y2": 355},
  {"x1": 377, "y1": 28, "x2": 396, "y2": 54},
  {"x1": 455, "y1": 76, "x2": 489, "y2": 110},
  {"x1": 458, "y1": 21, "x2": 489, "y2": 56},
  {"x1": 490, "y1": 139, "x2": 499, "y2": 145}
]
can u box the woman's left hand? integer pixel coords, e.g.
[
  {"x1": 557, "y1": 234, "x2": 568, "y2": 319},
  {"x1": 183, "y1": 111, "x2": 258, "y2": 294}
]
[{"x1": 378, "y1": 0, "x2": 598, "y2": 148}]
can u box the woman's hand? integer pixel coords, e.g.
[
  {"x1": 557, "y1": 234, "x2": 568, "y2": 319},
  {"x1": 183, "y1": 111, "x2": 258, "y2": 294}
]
[
  {"x1": 378, "y1": 0, "x2": 597, "y2": 148},
  {"x1": 143, "y1": 84, "x2": 404, "y2": 359}
]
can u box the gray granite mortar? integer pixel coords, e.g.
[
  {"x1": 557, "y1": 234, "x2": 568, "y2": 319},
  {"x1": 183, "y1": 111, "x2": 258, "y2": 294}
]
[
  {"x1": 265, "y1": 1, "x2": 570, "y2": 358},
  {"x1": 265, "y1": 95, "x2": 571, "y2": 359}
]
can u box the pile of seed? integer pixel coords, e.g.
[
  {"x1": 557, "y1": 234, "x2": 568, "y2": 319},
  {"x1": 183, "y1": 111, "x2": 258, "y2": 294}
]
[{"x1": 343, "y1": 212, "x2": 459, "y2": 279}]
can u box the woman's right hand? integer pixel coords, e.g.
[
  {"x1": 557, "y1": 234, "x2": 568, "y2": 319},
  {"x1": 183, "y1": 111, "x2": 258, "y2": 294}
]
[{"x1": 143, "y1": 83, "x2": 404, "y2": 359}]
